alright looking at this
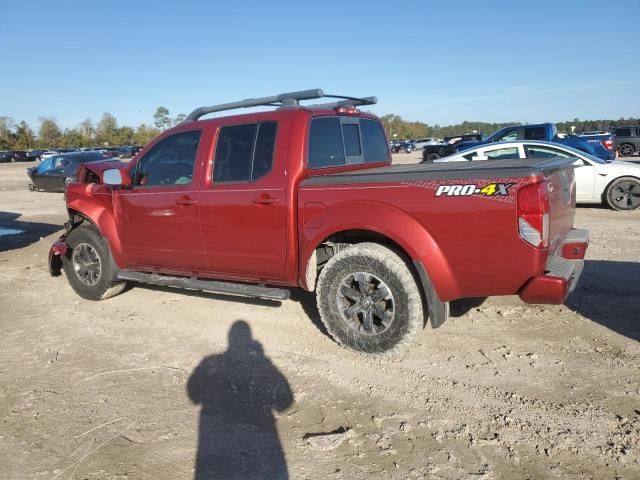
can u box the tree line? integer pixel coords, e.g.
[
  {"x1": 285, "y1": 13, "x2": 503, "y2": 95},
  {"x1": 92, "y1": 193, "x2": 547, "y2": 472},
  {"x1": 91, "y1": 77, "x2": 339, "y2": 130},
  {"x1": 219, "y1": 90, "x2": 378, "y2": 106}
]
[
  {"x1": 0, "y1": 107, "x2": 183, "y2": 150},
  {"x1": 1, "y1": 109, "x2": 638, "y2": 150},
  {"x1": 378, "y1": 114, "x2": 640, "y2": 140}
]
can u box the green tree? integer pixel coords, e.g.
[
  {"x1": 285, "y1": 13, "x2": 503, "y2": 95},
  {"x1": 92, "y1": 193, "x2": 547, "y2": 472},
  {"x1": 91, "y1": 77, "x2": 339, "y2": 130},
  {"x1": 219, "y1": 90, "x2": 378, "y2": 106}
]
[
  {"x1": 174, "y1": 113, "x2": 186, "y2": 125},
  {"x1": 96, "y1": 112, "x2": 118, "y2": 145},
  {"x1": 61, "y1": 128, "x2": 83, "y2": 148},
  {"x1": 14, "y1": 121, "x2": 36, "y2": 149},
  {"x1": 38, "y1": 117, "x2": 62, "y2": 148},
  {"x1": 0, "y1": 116, "x2": 15, "y2": 149},
  {"x1": 79, "y1": 118, "x2": 94, "y2": 145},
  {"x1": 154, "y1": 106, "x2": 171, "y2": 130},
  {"x1": 134, "y1": 123, "x2": 161, "y2": 146}
]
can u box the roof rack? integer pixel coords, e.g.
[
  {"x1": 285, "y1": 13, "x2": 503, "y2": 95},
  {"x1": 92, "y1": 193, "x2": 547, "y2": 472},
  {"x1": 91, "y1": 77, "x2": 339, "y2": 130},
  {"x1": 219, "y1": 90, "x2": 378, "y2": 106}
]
[{"x1": 184, "y1": 89, "x2": 377, "y2": 121}]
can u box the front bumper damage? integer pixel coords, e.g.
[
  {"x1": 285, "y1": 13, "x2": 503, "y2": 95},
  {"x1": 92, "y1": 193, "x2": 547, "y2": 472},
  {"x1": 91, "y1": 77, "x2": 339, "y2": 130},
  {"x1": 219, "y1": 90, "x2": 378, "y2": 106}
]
[
  {"x1": 48, "y1": 235, "x2": 68, "y2": 276},
  {"x1": 518, "y1": 228, "x2": 589, "y2": 304}
]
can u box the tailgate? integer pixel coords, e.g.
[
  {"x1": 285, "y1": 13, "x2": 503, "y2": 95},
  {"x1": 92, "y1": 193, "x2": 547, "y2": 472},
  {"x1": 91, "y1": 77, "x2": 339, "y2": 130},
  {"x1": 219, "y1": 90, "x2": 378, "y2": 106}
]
[{"x1": 539, "y1": 159, "x2": 576, "y2": 256}]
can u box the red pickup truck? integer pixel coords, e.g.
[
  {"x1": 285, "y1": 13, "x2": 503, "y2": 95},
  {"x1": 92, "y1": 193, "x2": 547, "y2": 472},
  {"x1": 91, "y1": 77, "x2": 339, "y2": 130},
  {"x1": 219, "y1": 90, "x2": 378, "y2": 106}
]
[{"x1": 49, "y1": 89, "x2": 588, "y2": 354}]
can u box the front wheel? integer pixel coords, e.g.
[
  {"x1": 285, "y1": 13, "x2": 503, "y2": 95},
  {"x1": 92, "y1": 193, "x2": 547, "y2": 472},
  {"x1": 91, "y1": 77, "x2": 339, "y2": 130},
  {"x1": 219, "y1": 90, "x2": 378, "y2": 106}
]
[
  {"x1": 605, "y1": 176, "x2": 640, "y2": 210},
  {"x1": 62, "y1": 225, "x2": 126, "y2": 300},
  {"x1": 316, "y1": 243, "x2": 423, "y2": 354}
]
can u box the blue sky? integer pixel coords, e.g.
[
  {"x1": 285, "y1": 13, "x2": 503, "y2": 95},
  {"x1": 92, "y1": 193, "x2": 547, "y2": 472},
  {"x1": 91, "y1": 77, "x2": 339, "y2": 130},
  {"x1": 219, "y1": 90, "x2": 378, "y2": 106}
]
[{"x1": 2, "y1": 0, "x2": 639, "y2": 129}]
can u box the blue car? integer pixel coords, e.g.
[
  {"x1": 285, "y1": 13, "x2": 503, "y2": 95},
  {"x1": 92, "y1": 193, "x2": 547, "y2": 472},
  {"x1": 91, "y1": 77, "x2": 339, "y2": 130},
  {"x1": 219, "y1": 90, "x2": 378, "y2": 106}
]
[{"x1": 455, "y1": 123, "x2": 614, "y2": 161}]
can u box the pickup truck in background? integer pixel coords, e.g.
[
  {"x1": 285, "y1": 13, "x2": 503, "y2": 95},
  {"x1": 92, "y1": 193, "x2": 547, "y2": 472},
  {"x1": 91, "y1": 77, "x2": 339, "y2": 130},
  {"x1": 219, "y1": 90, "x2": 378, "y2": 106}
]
[
  {"x1": 421, "y1": 133, "x2": 485, "y2": 162},
  {"x1": 453, "y1": 123, "x2": 615, "y2": 161},
  {"x1": 48, "y1": 89, "x2": 589, "y2": 354}
]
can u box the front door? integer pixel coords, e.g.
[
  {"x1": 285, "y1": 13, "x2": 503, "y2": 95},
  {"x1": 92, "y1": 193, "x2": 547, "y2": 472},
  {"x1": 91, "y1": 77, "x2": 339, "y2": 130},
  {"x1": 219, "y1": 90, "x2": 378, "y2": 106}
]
[
  {"x1": 198, "y1": 120, "x2": 287, "y2": 281},
  {"x1": 116, "y1": 130, "x2": 205, "y2": 271}
]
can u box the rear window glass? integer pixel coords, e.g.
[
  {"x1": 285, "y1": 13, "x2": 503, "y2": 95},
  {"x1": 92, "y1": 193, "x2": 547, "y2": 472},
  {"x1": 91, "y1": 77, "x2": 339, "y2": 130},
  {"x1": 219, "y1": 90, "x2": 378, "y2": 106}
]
[
  {"x1": 308, "y1": 117, "x2": 390, "y2": 168},
  {"x1": 343, "y1": 124, "x2": 362, "y2": 156},
  {"x1": 360, "y1": 119, "x2": 390, "y2": 163},
  {"x1": 308, "y1": 117, "x2": 345, "y2": 168},
  {"x1": 615, "y1": 128, "x2": 632, "y2": 137}
]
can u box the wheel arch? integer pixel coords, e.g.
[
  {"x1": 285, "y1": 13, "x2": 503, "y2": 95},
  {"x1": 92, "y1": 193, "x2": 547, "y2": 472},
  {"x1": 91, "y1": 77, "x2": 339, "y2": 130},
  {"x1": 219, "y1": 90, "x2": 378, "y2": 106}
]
[
  {"x1": 66, "y1": 202, "x2": 124, "y2": 269},
  {"x1": 298, "y1": 204, "x2": 459, "y2": 302},
  {"x1": 601, "y1": 174, "x2": 640, "y2": 202}
]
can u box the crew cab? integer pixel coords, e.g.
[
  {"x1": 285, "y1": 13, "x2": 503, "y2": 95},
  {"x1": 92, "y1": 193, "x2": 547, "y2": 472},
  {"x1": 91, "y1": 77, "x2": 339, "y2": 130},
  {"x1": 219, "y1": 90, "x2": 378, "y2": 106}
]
[
  {"x1": 453, "y1": 123, "x2": 614, "y2": 161},
  {"x1": 48, "y1": 89, "x2": 589, "y2": 354}
]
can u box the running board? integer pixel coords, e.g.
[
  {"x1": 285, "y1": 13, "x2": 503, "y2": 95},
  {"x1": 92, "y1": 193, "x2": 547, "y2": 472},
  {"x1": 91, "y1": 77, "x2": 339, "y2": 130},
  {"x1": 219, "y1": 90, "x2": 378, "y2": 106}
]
[{"x1": 116, "y1": 270, "x2": 290, "y2": 301}]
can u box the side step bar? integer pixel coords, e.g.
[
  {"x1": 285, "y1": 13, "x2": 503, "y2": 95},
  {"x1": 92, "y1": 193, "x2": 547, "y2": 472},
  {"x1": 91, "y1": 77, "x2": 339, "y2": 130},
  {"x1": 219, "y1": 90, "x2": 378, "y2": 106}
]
[{"x1": 116, "y1": 270, "x2": 290, "y2": 301}]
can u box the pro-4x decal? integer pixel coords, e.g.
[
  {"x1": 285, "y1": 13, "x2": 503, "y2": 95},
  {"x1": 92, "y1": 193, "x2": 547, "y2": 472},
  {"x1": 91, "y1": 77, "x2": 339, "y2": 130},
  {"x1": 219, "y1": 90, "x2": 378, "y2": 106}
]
[{"x1": 435, "y1": 182, "x2": 513, "y2": 197}]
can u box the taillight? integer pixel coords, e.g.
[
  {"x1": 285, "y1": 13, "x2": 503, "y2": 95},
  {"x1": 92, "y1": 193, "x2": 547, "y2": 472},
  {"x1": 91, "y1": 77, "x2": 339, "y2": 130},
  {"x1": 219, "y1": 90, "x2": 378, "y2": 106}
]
[
  {"x1": 601, "y1": 139, "x2": 613, "y2": 150},
  {"x1": 517, "y1": 181, "x2": 549, "y2": 248}
]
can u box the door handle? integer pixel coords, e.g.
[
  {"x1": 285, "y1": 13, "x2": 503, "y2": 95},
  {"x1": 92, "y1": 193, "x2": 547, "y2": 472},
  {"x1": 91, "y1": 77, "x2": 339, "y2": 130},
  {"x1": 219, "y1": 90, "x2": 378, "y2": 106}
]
[
  {"x1": 176, "y1": 197, "x2": 197, "y2": 206},
  {"x1": 253, "y1": 194, "x2": 279, "y2": 205}
]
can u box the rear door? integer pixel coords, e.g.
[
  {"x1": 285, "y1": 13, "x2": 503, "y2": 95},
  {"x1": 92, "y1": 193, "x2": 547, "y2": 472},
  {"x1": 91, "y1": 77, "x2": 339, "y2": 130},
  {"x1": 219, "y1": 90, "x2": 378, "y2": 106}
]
[{"x1": 199, "y1": 119, "x2": 288, "y2": 281}]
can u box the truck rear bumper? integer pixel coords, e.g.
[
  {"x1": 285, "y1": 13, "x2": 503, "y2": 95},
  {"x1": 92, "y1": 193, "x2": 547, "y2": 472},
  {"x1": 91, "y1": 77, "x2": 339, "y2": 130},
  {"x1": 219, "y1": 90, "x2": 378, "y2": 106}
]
[{"x1": 518, "y1": 229, "x2": 588, "y2": 304}]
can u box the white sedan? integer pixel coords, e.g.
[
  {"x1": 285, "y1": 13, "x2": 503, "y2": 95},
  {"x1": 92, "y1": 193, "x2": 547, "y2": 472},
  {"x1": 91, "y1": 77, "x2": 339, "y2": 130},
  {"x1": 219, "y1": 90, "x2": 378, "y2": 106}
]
[{"x1": 433, "y1": 140, "x2": 640, "y2": 210}]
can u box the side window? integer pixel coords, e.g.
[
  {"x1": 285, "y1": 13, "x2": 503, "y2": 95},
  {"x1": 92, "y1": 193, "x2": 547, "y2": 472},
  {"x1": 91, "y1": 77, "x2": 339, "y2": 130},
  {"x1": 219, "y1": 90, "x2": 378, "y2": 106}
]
[
  {"x1": 361, "y1": 119, "x2": 391, "y2": 163},
  {"x1": 308, "y1": 117, "x2": 345, "y2": 168},
  {"x1": 213, "y1": 121, "x2": 277, "y2": 183},
  {"x1": 484, "y1": 147, "x2": 520, "y2": 160},
  {"x1": 525, "y1": 146, "x2": 572, "y2": 159},
  {"x1": 615, "y1": 128, "x2": 631, "y2": 137},
  {"x1": 524, "y1": 127, "x2": 547, "y2": 140},
  {"x1": 494, "y1": 129, "x2": 518, "y2": 142},
  {"x1": 135, "y1": 130, "x2": 201, "y2": 187}
]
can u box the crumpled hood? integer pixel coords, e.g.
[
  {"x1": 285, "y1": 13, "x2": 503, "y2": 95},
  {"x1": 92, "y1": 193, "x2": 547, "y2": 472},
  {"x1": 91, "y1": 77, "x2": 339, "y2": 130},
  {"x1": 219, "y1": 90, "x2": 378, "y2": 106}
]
[{"x1": 82, "y1": 159, "x2": 126, "y2": 176}]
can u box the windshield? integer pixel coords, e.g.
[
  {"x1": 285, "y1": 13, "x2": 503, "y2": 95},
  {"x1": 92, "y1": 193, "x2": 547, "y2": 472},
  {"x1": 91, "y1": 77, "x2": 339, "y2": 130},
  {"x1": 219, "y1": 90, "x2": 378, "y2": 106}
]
[
  {"x1": 553, "y1": 144, "x2": 610, "y2": 164},
  {"x1": 36, "y1": 157, "x2": 55, "y2": 173}
]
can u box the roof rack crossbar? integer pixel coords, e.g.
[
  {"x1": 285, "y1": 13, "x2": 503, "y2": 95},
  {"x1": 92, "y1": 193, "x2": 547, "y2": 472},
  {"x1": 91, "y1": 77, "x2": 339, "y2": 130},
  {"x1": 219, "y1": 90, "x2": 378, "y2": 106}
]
[
  {"x1": 304, "y1": 96, "x2": 378, "y2": 109},
  {"x1": 185, "y1": 88, "x2": 325, "y2": 121}
]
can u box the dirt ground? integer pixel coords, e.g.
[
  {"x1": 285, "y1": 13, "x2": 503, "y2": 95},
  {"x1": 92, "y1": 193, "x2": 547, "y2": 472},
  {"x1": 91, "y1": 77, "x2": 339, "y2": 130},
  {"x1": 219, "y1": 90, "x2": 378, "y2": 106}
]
[{"x1": 1, "y1": 155, "x2": 639, "y2": 480}]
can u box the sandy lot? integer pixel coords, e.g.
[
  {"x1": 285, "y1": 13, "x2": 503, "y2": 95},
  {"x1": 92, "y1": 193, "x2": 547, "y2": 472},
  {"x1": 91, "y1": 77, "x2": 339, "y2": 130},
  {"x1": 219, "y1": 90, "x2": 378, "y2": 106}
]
[{"x1": 1, "y1": 156, "x2": 639, "y2": 479}]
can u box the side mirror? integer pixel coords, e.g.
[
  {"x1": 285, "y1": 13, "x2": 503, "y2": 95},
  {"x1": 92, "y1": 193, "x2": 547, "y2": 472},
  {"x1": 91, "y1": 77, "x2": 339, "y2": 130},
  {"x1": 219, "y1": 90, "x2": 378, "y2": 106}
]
[{"x1": 103, "y1": 168, "x2": 131, "y2": 186}]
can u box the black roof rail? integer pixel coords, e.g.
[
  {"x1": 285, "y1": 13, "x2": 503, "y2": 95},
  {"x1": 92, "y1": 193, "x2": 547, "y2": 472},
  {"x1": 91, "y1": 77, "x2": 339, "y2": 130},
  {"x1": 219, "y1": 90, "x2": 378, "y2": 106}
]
[{"x1": 184, "y1": 89, "x2": 377, "y2": 121}]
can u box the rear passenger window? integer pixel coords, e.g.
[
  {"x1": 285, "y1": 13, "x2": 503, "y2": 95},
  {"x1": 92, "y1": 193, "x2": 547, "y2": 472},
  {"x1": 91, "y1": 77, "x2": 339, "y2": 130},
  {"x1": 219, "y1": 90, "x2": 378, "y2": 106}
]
[
  {"x1": 615, "y1": 128, "x2": 631, "y2": 137},
  {"x1": 524, "y1": 127, "x2": 546, "y2": 140},
  {"x1": 308, "y1": 117, "x2": 390, "y2": 168},
  {"x1": 214, "y1": 121, "x2": 277, "y2": 182}
]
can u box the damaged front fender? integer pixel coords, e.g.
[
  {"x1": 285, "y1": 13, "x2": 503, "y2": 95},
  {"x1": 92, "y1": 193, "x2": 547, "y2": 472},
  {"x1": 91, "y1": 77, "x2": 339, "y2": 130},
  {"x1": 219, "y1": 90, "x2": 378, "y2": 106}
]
[{"x1": 49, "y1": 236, "x2": 68, "y2": 276}]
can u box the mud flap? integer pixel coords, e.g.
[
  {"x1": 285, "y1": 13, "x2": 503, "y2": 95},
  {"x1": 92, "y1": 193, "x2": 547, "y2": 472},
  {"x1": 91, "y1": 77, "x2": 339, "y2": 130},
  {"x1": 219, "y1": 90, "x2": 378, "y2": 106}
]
[{"x1": 413, "y1": 260, "x2": 450, "y2": 328}]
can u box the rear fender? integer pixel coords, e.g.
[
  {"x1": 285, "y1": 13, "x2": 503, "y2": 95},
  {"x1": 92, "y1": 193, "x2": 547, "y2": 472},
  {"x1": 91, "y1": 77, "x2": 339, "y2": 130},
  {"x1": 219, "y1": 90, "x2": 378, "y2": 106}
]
[{"x1": 299, "y1": 201, "x2": 459, "y2": 300}]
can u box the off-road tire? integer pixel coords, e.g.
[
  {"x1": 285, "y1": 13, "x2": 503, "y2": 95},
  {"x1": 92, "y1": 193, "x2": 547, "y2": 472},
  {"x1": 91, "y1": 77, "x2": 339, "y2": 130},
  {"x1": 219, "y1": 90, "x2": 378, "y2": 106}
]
[
  {"x1": 316, "y1": 243, "x2": 423, "y2": 354},
  {"x1": 62, "y1": 225, "x2": 126, "y2": 300},
  {"x1": 605, "y1": 176, "x2": 640, "y2": 211},
  {"x1": 617, "y1": 143, "x2": 635, "y2": 157}
]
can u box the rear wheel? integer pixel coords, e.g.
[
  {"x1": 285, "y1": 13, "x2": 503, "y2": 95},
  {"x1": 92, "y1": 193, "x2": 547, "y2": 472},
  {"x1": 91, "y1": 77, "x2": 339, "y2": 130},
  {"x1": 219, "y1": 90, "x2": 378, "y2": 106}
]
[
  {"x1": 62, "y1": 225, "x2": 126, "y2": 300},
  {"x1": 605, "y1": 177, "x2": 640, "y2": 210},
  {"x1": 424, "y1": 152, "x2": 440, "y2": 163},
  {"x1": 617, "y1": 143, "x2": 635, "y2": 157},
  {"x1": 316, "y1": 243, "x2": 423, "y2": 354}
]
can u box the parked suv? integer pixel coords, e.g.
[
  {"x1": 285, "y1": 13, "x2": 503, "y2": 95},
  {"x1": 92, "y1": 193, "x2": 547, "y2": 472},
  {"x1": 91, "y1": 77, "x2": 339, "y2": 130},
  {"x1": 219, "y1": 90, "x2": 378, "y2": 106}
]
[
  {"x1": 48, "y1": 88, "x2": 588, "y2": 354},
  {"x1": 612, "y1": 126, "x2": 640, "y2": 157}
]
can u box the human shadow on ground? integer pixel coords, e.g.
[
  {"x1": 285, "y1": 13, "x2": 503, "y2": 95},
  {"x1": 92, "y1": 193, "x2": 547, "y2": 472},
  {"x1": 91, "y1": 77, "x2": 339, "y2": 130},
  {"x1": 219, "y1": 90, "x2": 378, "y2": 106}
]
[
  {"x1": 187, "y1": 320, "x2": 294, "y2": 479},
  {"x1": 0, "y1": 211, "x2": 61, "y2": 252},
  {"x1": 566, "y1": 260, "x2": 640, "y2": 341}
]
